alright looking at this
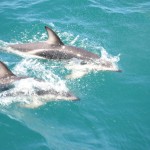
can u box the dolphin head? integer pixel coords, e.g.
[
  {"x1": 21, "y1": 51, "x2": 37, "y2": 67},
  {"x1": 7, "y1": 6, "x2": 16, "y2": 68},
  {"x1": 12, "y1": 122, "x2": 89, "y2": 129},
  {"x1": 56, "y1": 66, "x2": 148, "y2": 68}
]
[{"x1": 60, "y1": 91, "x2": 79, "y2": 101}]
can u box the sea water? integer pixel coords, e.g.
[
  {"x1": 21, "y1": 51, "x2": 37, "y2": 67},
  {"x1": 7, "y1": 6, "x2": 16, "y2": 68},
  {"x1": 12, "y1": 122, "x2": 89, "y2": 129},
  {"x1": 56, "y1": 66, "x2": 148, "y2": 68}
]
[{"x1": 0, "y1": 0, "x2": 150, "y2": 149}]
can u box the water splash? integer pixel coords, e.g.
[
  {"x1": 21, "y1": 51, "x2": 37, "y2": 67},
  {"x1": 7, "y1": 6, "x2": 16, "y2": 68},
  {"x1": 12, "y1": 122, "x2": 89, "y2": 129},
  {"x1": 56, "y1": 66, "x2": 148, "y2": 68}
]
[
  {"x1": 1, "y1": 31, "x2": 121, "y2": 80},
  {"x1": 65, "y1": 47, "x2": 120, "y2": 79},
  {"x1": 0, "y1": 59, "x2": 71, "y2": 107},
  {"x1": 0, "y1": 40, "x2": 9, "y2": 49},
  {"x1": 0, "y1": 78, "x2": 69, "y2": 107}
]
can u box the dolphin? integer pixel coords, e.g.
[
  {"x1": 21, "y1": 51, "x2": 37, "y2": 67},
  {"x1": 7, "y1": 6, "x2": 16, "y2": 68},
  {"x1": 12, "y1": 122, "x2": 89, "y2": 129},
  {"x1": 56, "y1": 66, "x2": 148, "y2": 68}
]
[
  {"x1": 8, "y1": 26, "x2": 100, "y2": 61},
  {"x1": 0, "y1": 61, "x2": 27, "y2": 91},
  {"x1": 7, "y1": 27, "x2": 121, "y2": 79},
  {"x1": 0, "y1": 61, "x2": 78, "y2": 107}
]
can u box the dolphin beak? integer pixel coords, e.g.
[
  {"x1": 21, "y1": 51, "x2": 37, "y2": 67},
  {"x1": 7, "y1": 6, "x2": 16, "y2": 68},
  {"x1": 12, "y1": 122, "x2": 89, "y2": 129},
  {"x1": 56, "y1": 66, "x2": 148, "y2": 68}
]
[
  {"x1": 117, "y1": 69, "x2": 122, "y2": 72},
  {"x1": 71, "y1": 95, "x2": 80, "y2": 101},
  {"x1": 65, "y1": 92, "x2": 80, "y2": 101}
]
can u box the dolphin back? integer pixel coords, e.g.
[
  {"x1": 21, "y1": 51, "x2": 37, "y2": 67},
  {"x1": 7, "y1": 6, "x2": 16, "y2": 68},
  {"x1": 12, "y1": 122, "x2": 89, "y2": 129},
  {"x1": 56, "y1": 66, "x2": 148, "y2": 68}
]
[
  {"x1": 0, "y1": 61, "x2": 15, "y2": 79},
  {"x1": 45, "y1": 26, "x2": 64, "y2": 45}
]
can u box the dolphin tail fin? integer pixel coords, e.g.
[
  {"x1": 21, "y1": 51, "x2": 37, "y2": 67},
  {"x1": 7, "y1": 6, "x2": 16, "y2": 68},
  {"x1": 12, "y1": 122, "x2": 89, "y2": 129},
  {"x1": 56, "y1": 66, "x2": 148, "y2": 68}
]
[
  {"x1": 45, "y1": 26, "x2": 64, "y2": 45},
  {"x1": 0, "y1": 61, "x2": 15, "y2": 78}
]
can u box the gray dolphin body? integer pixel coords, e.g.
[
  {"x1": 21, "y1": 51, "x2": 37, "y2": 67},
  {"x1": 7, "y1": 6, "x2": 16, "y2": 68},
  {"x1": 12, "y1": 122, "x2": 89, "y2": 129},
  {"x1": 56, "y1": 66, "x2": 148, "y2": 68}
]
[
  {"x1": 0, "y1": 61, "x2": 78, "y2": 101},
  {"x1": 0, "y1": 61, "x2": 26, "y2": 91},
  {"x1": 9, "y1": 26, "x2": 100, "y2": 60}
]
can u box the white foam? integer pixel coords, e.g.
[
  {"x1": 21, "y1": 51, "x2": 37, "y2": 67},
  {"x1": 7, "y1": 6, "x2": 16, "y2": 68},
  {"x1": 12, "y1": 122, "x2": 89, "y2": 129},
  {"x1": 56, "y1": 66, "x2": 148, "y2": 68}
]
[
  {"x1": 13, "y1": 59, "x2": 67, "y2": 89},
  {"x1": 0, "y1": 59, "x2": 69, "y2": 107},
  {"x1": 0, "y1": 40, "x2": 8, "y2": 47},
  {"x1": 65, "y1": 47, "x2": 120, "y2": 79},
  {"x1": 0, "y1": 30, "x2": 121, "y2": 105}
]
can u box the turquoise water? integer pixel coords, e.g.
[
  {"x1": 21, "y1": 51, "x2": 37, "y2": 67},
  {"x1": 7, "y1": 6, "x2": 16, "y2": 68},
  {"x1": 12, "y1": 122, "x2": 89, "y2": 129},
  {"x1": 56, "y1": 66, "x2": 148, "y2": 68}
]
[{"x1": 0, "y1": 0, "x2": 150, "y2": 149}]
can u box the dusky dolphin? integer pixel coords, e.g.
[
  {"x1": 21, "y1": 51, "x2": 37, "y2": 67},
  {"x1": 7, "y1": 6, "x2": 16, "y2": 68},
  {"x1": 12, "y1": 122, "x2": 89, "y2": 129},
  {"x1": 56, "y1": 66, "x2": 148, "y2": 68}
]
[
  {"x1": 0, "y1": 61, "x2": 78, "y2": 107},
  {"x1": 0, "y1": 61, "x2": 27, "y2": 90},
  {"x1": 7, "y1": 27, "x2": 121, "y2": 79},
  {"x1": 8, "y1": 26, "x2": 100, "y2": 60}
]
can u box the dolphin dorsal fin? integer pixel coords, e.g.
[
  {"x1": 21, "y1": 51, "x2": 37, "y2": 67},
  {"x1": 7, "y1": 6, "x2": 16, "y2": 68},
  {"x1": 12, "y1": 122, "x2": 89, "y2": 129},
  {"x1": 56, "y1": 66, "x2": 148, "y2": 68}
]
[
  {"x1": 0, "y1": 61, "x2": 15, "y2": 79},
  {"x1": 45, "y1": 26, "x2": 64, "y2": 45}
]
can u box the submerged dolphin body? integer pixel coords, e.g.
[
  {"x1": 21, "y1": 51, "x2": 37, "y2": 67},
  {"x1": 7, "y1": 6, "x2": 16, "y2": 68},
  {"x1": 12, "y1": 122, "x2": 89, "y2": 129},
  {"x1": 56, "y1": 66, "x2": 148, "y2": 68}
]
[
  {"x1": 0, "y1": 61, "x2": 78, "y2": 107},
  {"x1": 8, "y1": 26, "x2": 100, "y2": 60}
]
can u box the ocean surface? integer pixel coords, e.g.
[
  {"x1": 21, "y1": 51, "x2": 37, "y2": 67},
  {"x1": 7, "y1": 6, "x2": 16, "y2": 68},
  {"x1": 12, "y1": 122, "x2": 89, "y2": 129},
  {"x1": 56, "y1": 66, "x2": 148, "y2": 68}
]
[{"x1": 0, "y1": 0, "x2": 150, "y2": 149}]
